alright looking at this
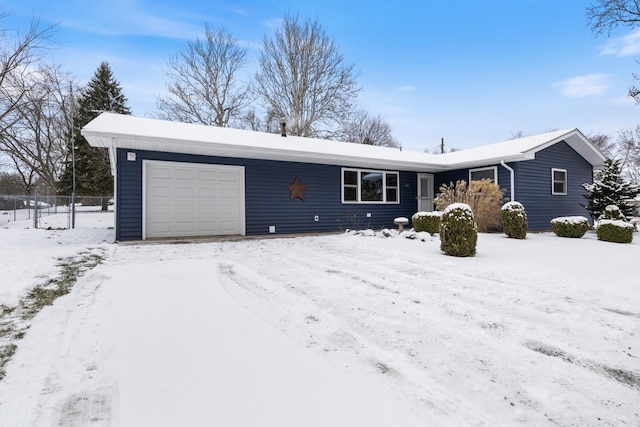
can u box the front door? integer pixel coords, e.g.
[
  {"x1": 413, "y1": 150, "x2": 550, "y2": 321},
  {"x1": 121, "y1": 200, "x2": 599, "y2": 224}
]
[{"x1": 417, "y1": 174, "x2": 434, "y2": 212}]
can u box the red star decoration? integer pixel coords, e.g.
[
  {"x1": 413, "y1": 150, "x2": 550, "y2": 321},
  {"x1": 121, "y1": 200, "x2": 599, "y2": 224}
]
[{"x1": 287, "y1": 177, "x2": 308, "y2": 201}]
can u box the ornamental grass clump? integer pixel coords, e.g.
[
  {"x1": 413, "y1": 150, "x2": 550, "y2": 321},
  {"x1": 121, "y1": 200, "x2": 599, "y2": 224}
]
[
  {"x1": 596, "y1": 220, "x2": 635, "y2": 243},
  {"x1": 550, "y1": 216, "x2": 590, "y2": 238},
  {"x1": 411, "y1": 211, "x2": 443, "y2": 235},
  {"x1": 440, "y1": 203, "x2": 477, "y2": 257},
  {"x1": 501, "y1": 201, "x2": 528, "y2": 239},
  {"x1": 434, "y1": 179, "x2": 504, "y2": 232}
]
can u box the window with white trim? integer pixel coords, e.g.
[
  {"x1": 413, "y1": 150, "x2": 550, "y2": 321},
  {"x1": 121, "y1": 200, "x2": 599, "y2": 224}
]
[
  {"x1": 342, "y1": 168, "x2": 399, "y2": 203},
  {"x1": 552, "y1": 168, "x2": 567, "y2": 195},
  {"x1": 469, "y1": 166, "x2": 498, "y2": 185}
]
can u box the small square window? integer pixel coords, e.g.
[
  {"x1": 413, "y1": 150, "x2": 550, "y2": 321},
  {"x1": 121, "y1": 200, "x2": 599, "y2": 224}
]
[{"x1": 552, "y1": 168, "x2": 567, "y2": 195}]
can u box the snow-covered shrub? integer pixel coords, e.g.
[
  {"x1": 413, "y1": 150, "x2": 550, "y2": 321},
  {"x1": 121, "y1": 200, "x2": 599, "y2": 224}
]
[
  {"x1": 596, "y1": 220, "x2": 635, "y2": 243},
  {"x1": 602, "y1": 205, "x2": 624, "y2": 221},
  {"x1": 411, "y1": 211, "x2": 442, "y2": 235},
  {"x1": 440, "y1": 203, "x2": 477, "y2": 257},
  {"x1": 550, "y1": 216, "x2": 590, "y2": 238},
  {"x1": 501, "y1": 201, "x2": 527, "y2": 239},
  {"x1": 434, "y1": 179, "x2": 504, "y2": 232}
]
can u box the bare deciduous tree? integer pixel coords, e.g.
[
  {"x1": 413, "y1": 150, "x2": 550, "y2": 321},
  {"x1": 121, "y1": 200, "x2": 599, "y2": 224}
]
[
  {"x1": 254, "y1": 13, "x2": 360, "y2": 138},
  {"x1": 616, "y1": 125, "x2": 640, "y2": 183},
  {"x1": 586, "y1": 1, "x2": 640, "y2": 102},
  {"x1": 586, "y1": 0, "x2": 640, "y2": 36},
  {"x1": 338, "y1": 109, "x2": 399, "y2": 147},
  {"x1": 1, "y1": 12, "x2": 56, "y2": 129},
  {"x1": 587, "y1": 132, "x2": 617, "y2": 158},
  {"x1": 0, "y1": 64, "x2": 73, "y2": 192},
  {"x1": 156, "y1": 24, "x2": 252, "y2": 127}
]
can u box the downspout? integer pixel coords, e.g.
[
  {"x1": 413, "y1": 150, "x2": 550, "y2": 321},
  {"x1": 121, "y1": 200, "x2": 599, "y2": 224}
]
[{"x1": 500, "y1": 160, "x2": 515, "y2": 201}]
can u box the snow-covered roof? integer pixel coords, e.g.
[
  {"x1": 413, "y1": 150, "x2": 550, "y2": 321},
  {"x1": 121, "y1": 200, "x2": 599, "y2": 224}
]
[
  {"x1": 81, "y1": 113, "x2": 606, "y2": 171},
  {"x1": 438, "y1": 128, "x2": 606, "y2": 169}
]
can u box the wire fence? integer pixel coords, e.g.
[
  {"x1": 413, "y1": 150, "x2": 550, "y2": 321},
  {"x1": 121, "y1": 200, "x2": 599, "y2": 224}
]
[{"x1": 0, "y1": 195, "x2": 113, "y2": 229}]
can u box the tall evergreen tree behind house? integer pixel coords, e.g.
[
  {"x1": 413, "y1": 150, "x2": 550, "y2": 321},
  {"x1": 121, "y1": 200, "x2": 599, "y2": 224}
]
[{"x1": 58, "y1": 62, "x2": 131, "y2": 206}]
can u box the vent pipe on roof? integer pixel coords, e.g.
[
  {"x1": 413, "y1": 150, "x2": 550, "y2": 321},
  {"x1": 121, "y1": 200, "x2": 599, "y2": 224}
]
[{"x1": 280, "y1": 121, "x2": 287, "y2": 137}]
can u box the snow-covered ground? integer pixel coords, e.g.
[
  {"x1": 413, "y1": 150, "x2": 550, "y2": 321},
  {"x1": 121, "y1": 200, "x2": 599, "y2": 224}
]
[{"x1": 0, "y1": 211, "x2": 638, "y2": 426}]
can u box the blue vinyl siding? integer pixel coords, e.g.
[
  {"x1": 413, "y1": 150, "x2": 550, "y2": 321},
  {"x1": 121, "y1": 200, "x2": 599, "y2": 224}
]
[
  {"x1": 515, "y1": 141, "x2": 593, "y2": 230},
  {"x1": 115, "y1": 148, "x2": 417, "y2": 241}
]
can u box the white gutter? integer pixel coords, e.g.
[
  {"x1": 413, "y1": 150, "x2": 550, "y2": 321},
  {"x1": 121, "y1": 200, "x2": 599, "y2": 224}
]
[{"x1": 500, "y1": 160, "x2": 515, "y2": 201}]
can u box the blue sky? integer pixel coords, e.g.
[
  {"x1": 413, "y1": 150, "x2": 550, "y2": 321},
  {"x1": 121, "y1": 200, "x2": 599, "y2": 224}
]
[{"x1": 4, "y1": 0, "x2": 639, "y2": 152}]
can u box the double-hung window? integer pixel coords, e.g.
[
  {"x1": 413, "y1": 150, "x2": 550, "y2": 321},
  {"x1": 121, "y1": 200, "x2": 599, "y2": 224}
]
[
  {"x1": 342, "y1": 168, "x2": 399, "y2": 203},
  {"x1": 552, "y1": 168, "x2": 567, "y2": 195}
]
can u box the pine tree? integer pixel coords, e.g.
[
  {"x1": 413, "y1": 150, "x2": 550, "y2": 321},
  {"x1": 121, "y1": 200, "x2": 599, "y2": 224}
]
[
  {"x1": 58, "y1": 62, "x2": 131, "y2": 207},
  {"x1": 582, "y1": 158, "x2": 640, "y2": 220}
]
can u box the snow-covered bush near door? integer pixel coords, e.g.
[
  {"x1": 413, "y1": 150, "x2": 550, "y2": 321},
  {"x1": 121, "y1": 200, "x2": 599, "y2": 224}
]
[
  {"x1": 411, "y1": 211, "x2": 442, "y2": 235},
  {"x1": 501, "y1": 201, "x2": 527, "y2": 239},
  {"x1": 596, "y1": 219, "x2": 635, "y2": 243},
  {"x1": 550, "y1": 216, "x2": 590, "y2": 238},
  {"x1": 439, "y1": 203, "x2": 477, "y2": 257}
]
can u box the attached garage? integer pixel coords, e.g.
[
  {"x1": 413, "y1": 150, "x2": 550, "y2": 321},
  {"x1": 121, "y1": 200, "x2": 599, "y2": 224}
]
[{"x1": 143, "y1": 160, "x2": 245, "y2": 239}]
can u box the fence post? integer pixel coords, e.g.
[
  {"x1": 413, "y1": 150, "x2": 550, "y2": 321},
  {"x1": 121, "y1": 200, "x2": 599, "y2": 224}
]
[
  {"x1": 71, "y1": 193, "x2": 75, "y2": 229},
  {"x1": 33, "y1": 193, "x2": 38, "y2": 229}
]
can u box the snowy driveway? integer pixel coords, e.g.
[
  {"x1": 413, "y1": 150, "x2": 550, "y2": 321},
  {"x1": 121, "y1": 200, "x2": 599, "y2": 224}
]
[{"x1": 0, "y1": 217, "x2": 639, "y2": 426}]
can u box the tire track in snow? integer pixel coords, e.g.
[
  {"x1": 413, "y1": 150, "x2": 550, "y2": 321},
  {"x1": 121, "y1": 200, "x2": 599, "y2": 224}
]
[
  {"x1": 216, "y1": 260, "x2": 499, "y2": 426},
  {"x1": 217, "y1": 235, "x2": 640, "y2": 427}
]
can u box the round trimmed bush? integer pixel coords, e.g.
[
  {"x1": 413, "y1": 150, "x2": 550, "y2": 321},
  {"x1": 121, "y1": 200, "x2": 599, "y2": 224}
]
[
  {"x1": 501, "y1": 201, "x2": 528, "y2": 239},
  {"x1": 412, "y1": 211, "x2": 443, "y2": 235},
  {"x1": 550, "y1": 216, "x2": 590, "y2": 238},
  {"x1": 440, "y1": 203, "x2": 477, "y2": 257},
  {"x1": 596, "y1": 219, "x2": 635, "y2": 243}
]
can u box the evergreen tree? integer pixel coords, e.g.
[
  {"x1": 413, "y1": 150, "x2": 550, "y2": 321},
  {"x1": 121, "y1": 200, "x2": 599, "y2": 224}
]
[
  {"x1": 58, "y1": 62, "x2": 130, "y2": 207},
  {"x1": 582, "y1": 158, "x2": 640, "y2": 220}
]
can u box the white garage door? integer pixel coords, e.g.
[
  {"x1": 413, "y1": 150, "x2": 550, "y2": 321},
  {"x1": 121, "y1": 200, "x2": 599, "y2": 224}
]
[{"x1": 143, "y1": 161, "x2": 245, "y2": 239}]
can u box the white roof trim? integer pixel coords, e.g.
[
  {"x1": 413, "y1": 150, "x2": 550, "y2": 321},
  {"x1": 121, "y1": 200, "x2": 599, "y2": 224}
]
[{"x1": 81, "y1": 113, "x2": 607, "y2": 171}]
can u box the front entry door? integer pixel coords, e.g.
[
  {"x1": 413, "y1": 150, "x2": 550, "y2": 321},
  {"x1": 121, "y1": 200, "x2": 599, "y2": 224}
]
[{"x1": 417, "y1": 174, "x2": 434, "y2": 212}]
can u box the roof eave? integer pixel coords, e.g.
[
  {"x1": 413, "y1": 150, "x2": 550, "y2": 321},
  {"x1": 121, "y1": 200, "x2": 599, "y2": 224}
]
[{"x1": 82, "y1": 130, "x2": 445, "y2": 173}]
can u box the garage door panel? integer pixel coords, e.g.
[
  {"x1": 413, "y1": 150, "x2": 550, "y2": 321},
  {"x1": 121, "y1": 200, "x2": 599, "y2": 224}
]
[
  {"x1": 198, "y1": 221, "x2": 217, "y2": 233},
  {"x1": 145, "y1": 161, "x2": 244, "y2": 239},
  {"x1": 149, "y1": 221, "x2": 172, "y2": 234},
  {"x1": 199, "y1": 204, "x2": 215, "y2": 215},
  {"x1": 219, "y1": 186, "x2": 239, "y2": 198},
  {"x1": 219, "y1": 220, "x2": 240, "y2": 234},
  {"x1": 175, "y1": 203, "x2": 195, "y2": 215},
  {"x1": 198, "y1": 170, "x2": 216, "y2": 181},
  {"x1": 151, "y1": 186, "x2": 172, "y2": 198},
  {"x1": 175, "y1": 186, "x2": 195, "y2": 198},
  {"x1": 175, "y1": 168, "x2": 195, "y2": 180},
  {"x1": 199, "y1": 187, "x2": 216, "y2": 198},
  {"x1": 150, "y1": 167, "x2": 172, "y2": 179},
  {"x1": 175, "y1": 222, "x2": 196, "y2": 233}
]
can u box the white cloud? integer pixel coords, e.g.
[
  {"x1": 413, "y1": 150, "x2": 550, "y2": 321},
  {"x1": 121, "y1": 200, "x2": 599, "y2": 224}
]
[
  {"x1": 599, "y1": 28, "x2": 640, "y2": 56},
  {"x1": 554, "y1": 74, "x2": 610, "y2": 98}
]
